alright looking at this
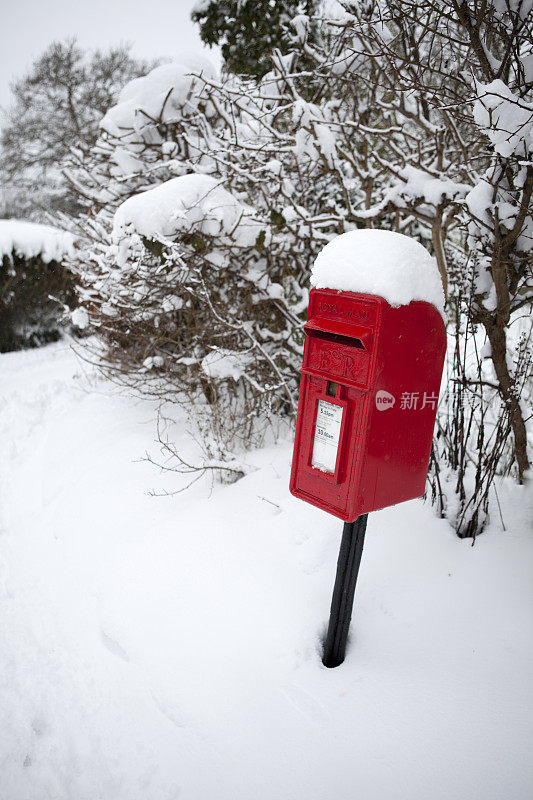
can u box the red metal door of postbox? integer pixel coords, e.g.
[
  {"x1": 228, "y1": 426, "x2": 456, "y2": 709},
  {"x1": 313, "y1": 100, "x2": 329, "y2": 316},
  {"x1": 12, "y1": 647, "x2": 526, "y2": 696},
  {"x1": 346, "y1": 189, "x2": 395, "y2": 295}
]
[{"x1": 290, "y1": 292, "x2": 380, "y2": 520}]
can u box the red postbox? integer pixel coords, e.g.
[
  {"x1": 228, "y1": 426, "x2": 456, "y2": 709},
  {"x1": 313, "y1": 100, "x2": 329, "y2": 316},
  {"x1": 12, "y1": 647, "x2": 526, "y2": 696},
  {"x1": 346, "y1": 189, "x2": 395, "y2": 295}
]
[{"x1": 290, "y1": 287, "x2": 446, "y2": 521}]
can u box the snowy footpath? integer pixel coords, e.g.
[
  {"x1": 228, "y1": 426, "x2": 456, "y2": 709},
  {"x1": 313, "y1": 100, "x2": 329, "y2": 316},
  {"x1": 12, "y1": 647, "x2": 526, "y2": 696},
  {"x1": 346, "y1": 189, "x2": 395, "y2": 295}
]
[{"x1": 0, "y1": 342, "x2": 532, "y2": 800}]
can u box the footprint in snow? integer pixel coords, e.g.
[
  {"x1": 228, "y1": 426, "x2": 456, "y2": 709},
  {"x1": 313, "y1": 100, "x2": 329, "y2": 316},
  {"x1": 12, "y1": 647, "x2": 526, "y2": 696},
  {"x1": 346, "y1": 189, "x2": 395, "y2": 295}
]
[
  {"x1": 100, "y1": 629, "x2": 130, "y2": 662},
  {"x1": 280, "y1": 683, "x2": 330, "y2": 726}
]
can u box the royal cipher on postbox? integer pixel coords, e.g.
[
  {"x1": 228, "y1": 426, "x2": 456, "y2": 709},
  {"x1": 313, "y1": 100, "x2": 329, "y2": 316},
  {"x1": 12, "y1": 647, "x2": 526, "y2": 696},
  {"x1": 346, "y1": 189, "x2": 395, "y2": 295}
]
[{"x1": 289, "y1": 284, "x2": 447, "y2": 522}]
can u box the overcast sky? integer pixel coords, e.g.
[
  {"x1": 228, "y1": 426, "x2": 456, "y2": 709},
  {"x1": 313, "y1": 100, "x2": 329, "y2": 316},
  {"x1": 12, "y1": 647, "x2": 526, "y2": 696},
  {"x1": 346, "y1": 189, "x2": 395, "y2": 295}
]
[{"x1": 0, "y1": 0, "x2": 220, "y2": 111}]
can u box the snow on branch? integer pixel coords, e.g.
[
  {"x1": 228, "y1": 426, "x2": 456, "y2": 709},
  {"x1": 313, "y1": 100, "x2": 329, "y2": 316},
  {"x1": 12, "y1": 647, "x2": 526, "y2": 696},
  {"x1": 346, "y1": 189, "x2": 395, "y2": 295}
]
[
  {"x1": 473, "y1": 79, "x2": 533, "y2": 158},
  {"x1": 100, "y1": 56, "x2": 218, "y2": 139},
  {"x1": 112, "y1": 174, "x2": 264, "y2": 265}
]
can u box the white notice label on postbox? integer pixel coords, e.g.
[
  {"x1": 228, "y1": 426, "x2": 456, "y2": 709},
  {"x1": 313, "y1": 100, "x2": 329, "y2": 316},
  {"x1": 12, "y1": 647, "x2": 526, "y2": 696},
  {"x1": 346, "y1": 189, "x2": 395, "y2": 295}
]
[{"x1": 311, "y1": 399, "x2": 343, "y2": 473}]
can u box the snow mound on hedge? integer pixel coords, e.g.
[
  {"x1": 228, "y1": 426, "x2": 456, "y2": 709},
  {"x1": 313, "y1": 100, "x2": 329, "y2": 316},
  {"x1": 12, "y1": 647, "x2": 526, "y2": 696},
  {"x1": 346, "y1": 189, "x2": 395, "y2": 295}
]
[
  {"x1": 201, "y1": 349, "x2": 251, "y2": 381},
  {"x1": 113, "y1": 174, "x2": 263, "y2": 248},
  {"x1": 311, "y1": 229, "x2": 445, "y2": 313},
  {"x1": 0, "y1": 220, "x2": 74, "y2": 264},
  {"x1": 101, "y1": 55, "x2": 217, "y2": 137}
]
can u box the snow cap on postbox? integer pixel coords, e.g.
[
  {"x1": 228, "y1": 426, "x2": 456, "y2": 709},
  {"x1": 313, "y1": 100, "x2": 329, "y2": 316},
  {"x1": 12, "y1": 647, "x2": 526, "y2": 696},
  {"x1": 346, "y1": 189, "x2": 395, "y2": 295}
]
[{"x1": 310, "y1": 229, "x2": 445, "y2": 314}]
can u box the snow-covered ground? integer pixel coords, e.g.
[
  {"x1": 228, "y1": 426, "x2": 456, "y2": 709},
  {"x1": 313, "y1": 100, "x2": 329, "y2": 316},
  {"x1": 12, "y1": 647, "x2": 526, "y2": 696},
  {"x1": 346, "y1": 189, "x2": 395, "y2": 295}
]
[{"x1": 1, "y1": 342, "x2": 532, "y2": 800}]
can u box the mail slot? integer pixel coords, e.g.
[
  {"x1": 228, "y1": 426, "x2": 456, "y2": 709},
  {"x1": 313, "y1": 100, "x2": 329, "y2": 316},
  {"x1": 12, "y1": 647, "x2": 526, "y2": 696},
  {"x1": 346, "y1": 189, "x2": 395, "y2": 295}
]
[{"x1": 290, "y1": 287, "x2": 447, "y2": 521}]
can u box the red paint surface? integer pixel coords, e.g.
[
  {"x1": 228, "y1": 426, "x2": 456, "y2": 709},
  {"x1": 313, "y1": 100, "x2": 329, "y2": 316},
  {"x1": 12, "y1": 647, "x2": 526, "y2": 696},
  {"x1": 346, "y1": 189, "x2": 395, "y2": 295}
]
[{"x1": 289, "y1": 288, "x2": 447, "y2": 521}]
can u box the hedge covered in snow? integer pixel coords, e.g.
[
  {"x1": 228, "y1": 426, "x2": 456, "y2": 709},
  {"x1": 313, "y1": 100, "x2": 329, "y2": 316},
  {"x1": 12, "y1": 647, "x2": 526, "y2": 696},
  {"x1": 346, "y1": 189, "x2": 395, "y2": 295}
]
[{"x1": 0, "y1": 220, "x2": 76, "y2": 351}]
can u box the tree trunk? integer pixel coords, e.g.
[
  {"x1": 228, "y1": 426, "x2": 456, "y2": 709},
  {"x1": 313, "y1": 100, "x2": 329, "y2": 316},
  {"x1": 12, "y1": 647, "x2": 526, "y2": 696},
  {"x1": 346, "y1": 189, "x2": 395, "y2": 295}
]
[
  {"x1": 431, "y1": 216, "x2": 448, "y2": 302},
  {"x1": 484, "y1": 318, "x2": 530, "y2": 482}
]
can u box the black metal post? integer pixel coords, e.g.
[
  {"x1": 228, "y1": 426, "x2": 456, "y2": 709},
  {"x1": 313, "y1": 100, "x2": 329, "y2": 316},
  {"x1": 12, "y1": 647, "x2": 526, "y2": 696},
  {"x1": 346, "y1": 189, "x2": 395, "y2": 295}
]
[{"x1": 322, "y1": 513, "x2": 368, "y2": 668}]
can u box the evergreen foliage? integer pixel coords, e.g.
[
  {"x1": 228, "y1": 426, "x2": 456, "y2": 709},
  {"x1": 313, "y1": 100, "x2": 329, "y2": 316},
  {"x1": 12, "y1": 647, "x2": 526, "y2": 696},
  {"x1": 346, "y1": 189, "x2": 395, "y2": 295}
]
[
  {"x1": 191, "y1": 0, "x2": 318, "y2": 78},
  {"x1": 0, "y1": 252, "x2": 76, "y2": 352}
]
